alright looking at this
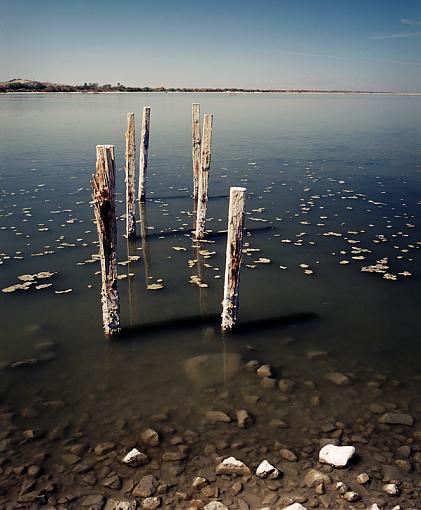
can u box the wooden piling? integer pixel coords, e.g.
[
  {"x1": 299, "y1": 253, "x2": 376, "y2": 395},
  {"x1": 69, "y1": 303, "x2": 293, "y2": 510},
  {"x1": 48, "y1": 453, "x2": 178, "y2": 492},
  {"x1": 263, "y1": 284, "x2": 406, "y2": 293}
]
[
  {"x1": 138, "y1": 106, "x2": 151, "y2": 202},
  {"x1": 91, "y1": 145, "x2": 120, "y2": 336},
  {"x1": 125, "y1": 113, "x2": 136, "y2": 239},
  {"x1": 192, "y1": 103, "x2": 201, "y2": 201},
  {"x1": 195, "y1": 114, "x2": 213, "y2": 239},
  {"x1": 221, "y1": 186, "x2": 246, "y2": 331}
]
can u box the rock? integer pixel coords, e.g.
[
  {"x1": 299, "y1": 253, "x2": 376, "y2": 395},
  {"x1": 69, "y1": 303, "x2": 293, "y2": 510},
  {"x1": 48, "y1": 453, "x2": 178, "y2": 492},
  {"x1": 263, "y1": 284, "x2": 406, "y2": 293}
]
[
  {"x1": 344, "y1": 491, "x2": 360, "y2": 502},
  {"x1": 378, "y1": 413, "x2": 414, "y2": 426},
  {"x1": 383, "y1": 483, "x2": 400, "y2": 495},
  {"x1": 82, "y1": 494, "x2": 105, "y2": 506},
  {"x1": 260, "y1": 377, "x2": 277, "y2": 389},
  {"x1": 132, "y1": 475, "x2": 157, "y2": 498},
  {"x1": 304, "y1": 469, "x2": 331, "y2": 488},
  {"x1": 62, "y1": 453, "x2": 81, "y2": 465},
  {"x1": 94, "y1": 442, "x2": 115, "y2": 455},
  {"x1": 356, "y1": 472, "x2": 370, "y2": 484},
  {"x1": 205, "y1": 410, "x2": 231, "y2": 423},
  {"x1": 236, "y1": 410, "x2": 253, "y2": 429},
  {"x1": 394, "y1": 459, "x2": 412, "y2": 472},
  {"x1": 306, "y1": 350, "x2": 328, "y2": 360},
  {"x1": 256, "y1": 460, "x2": 280, "y2": 479},
  {"x1": 192, "y1": 477, "x2": 207, "y2": 490},
  {"x1": 215, "y1": 457, "x2": 251, "y2": 476},
  {"x1": 270, "y1": 418, "x2": 288, "y2": 428},
  {"x1": 204, "y1": 503, "x2": 228, "y2": 510},
  {"x1": 162, "y1": 451, "x2": 187, "y2": 461},
  {"x1": 257, "y1": 364, "x2": 272, "y2": 378},
  {"x1": 105, "y1": 499, "x2": 137, "y2": 510},
  {"x1": 142, "y1": 496, "x2": 161, "y2": 509},
  {"x1": 367, "y1": 506, "x2": 381, "y2": 510},
  {"x1": 278, "y1": 379, "x2": 296, "y2": 393},
  {"x1": 369, "y1": 403, "x2": 385, "y2": 414},
  {"x1": 283, "y1": 504, "x2": 308, "y2": 510},
  {"x1": 396, "y1": 445, "x2": 411, "y2": 458},
  {"x1": 245, "y1": 360, "x2": 259, "y2": 369},
  {"x1": 141, "y1": 429, "x2": 160, "y2": 446},
  {"x1": 103, "y1": 474, "x2": 121, "y2": 490},
  {"x1": 280, "y1": 449, "x2": 297, "y2": 462},
  {"x1": 319, "y1": 444, "x2": 355, "y2": 467},
  {"x1": 122, "y1": 448, "x2": 149, "y2": 467},
  {"x1": 324, "y1": 372, "x2": 351, "y2": 386},
  {"x1": 335, "y1": 482, "x2": 347, "y2": 493}
]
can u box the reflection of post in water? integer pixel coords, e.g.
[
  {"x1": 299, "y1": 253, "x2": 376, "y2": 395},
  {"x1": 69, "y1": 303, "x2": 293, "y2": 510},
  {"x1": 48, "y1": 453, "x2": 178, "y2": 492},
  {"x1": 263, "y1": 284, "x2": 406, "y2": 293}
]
[
  {"x1": 193, "y1": 243, "x2": 207, "y2": 317},
  {"x1": 139, "y1": 200, "x2": 152, "y2": 286},
  {"x1": 126, "y1": 238, "x2": 138, "y2": 327}
]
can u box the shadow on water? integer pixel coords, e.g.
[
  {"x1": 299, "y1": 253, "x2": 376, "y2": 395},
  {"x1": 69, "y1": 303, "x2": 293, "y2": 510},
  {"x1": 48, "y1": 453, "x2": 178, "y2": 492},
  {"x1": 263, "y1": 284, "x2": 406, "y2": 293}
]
[
  {"x1": 118, "y1": 312, "x2": 319, "y2": 340},
  {"x1": 138, "y1": 225, "x2": 274, "y2": 240}
]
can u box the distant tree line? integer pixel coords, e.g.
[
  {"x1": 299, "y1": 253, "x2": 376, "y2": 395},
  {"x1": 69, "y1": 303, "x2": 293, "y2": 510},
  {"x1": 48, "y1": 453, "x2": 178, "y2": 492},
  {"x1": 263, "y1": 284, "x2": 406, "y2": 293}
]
[{"x1": 0, "y1": 79, "x2": 387, "y2": 94}]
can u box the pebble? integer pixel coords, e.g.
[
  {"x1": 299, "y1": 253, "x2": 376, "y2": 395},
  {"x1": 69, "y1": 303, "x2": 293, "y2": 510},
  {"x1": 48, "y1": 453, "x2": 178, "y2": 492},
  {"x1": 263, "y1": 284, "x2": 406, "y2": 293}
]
[
  {"x1": 324, "y1": 372, "x2": 352, "y2": 386},
  {"x1": 278, "y1": 379, "x2": 296, "y2": 393},
  {"x1": 378, "y1": 412, "x2": 414, "y2": 426},
  {"x1": 192, "y1": 476, "x2": 207, "y2": 490},
  {"x1": 205, "y1": 410, "x2": 232, "y2": 423},
  {"x1": 283, "y1": 504, "x2": 308, "y2": 510},
  {"x1": 121, "y1": 448, "x2": 150, "y2": 467},
  {"x1": 256, "y1": 459, "x2": 280, "y2": 479},
  {"x1": 383, "y1": 483, "x2": 400, "y2": 495},
  {"x1": 304, "y1": 469, "x2": 331, "y2": 488},
  {"x1": 344, "y1": 491, "x2": 360, "y2": 502},
  {"x1": 94, "y1": 442, "x2": 115, "y2": 455},
  {"x1": 141, "y1": 428, "x2": 160, "y2": 446},
  {"x1": 280, "y1": 449, "x2": 297, "y2": 462},
  {"x1": 132, "y1": 475, "x2": 157, "y2": 497},
  {"x1": 319, "y1": 444, "x2": 355, "y2": 467},
  {"x1": 104, "y1": 499, "x2": 137, "y2": 510},
  {"x1": 236, "y1": 409, "x2": 253, "y2": 429},
  {"x1": 215, "y1": 457, "x2": 251, "y2": 476},
  {"x1": 257, "y1": 364, "x2": 272, "y2": 378},
  {"x1": 142, "y1": 496, "x2": 161, "y2": 509},
  {"x1": 204, "y1": 503, "x2": 229, "y2": 510},
  {"x1": 356, "y1": 472, "x2": 370, "y2": 484}
]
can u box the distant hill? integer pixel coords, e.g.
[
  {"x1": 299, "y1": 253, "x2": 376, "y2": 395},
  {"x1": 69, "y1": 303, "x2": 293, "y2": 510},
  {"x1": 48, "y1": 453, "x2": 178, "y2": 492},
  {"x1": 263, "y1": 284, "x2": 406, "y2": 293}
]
[{"x1": 0, "y1": 79, "x2": 414, "y2": 94}]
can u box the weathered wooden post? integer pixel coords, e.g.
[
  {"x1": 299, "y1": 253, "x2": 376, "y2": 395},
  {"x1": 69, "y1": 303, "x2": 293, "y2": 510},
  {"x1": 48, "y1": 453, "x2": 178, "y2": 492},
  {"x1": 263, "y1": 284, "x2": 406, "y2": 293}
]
[
  {"x1": 221, "y1": 186, "x2": 246, "y2": 331},
  {"x1": 138, "y1": 106, "x2": 151, "y2": 202},
  {"x1": 192, "y1": 103, "x2": 201, "y2": 201},
  {"x1": 195, "y1": 113, "x2": 213, "y2": 239},
  {"x1": 91, "y1": 145, "x2": 120, "y2": 335},
  {"x1": 125, "y1": 113, "x2": 136, "y2": 239}
]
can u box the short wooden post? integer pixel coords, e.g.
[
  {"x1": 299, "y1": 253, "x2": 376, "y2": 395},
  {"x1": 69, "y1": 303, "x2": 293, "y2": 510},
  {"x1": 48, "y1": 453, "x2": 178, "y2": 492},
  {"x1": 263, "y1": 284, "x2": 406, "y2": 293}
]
[
  {"x1": 221, "y1": 186, "x2": 246, "y2": 331},
  {"x1": 195, "y1": 113, "x2": 213, "y2": 239},
  {"x1": 192, "y1": 103, "x2": 201, "y2": 201},
  {"x1": 125, "y1": 113, "x2": 136, "y2": 239},
  {"x1": 91, "y1": 145, "x2": 120, "y2": 335},
  {"x1": 138, "y1": 106, "x2": 151, "y2": 202}
]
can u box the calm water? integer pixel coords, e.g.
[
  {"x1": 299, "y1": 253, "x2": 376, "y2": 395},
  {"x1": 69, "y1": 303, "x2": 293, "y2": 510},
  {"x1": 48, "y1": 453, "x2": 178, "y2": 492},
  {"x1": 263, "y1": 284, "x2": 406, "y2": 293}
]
[{"x1": 0, "y1": 93, "x2": 420, "y2": 507}]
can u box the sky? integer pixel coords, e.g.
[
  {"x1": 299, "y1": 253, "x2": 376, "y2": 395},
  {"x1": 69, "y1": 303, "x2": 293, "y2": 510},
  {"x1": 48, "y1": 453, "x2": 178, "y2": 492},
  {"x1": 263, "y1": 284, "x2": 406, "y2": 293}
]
[{"x1": 1, "y1": 0, "x2": 421, "y2": 91}]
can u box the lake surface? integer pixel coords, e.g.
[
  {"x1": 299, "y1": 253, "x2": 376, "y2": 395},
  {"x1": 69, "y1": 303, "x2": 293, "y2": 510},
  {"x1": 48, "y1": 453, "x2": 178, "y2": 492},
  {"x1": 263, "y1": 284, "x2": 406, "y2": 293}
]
[{"x1": 0, "y1": 93, "x2": 420, "y2": 509}]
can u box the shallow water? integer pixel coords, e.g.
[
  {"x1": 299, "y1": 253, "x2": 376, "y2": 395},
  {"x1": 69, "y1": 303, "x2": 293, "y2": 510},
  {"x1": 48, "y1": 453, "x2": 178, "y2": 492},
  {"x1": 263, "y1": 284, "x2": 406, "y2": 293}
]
[{"x1": 0, "y1": 93, "x2": 420, "y2": 509}]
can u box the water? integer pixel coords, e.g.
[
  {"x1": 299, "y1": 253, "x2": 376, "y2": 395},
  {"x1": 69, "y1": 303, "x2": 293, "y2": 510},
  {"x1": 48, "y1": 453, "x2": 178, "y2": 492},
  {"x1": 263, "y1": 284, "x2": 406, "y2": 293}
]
[{"x1": 0, "y1": 93, "x2": 420, "y2": 508}]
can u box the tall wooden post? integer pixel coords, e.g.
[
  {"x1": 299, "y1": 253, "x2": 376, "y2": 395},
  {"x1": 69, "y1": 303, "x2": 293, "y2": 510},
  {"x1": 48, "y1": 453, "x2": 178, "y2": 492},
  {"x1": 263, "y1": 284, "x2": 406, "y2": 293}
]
[
  {"x1": 221, "y1": 187, "x2": 246, "y2": 331},
  {"x1": 91, "y1": 145, "x2": 120, "y2": 336},
  {"x1": 195, "y1": 114, "x2": 213, "y2": 239},
  {"x1": 192, "y1": 103, "x2": 201, "y2": 201},
  {"x1": 138, "y1": 106, "x2": 151, "y2": 202},
  {"x1": 125, "y1": 113, "x2": 136, "y2": 239}
]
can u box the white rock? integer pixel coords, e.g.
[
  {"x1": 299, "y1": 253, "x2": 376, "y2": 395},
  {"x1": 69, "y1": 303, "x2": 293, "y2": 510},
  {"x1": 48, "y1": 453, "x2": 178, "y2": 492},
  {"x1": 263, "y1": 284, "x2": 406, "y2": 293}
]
[
  {"x1": 283, "y1": 504, "x2": 308, "y2": 510},
  {"x1": 204, "y1": 503, "x2": 229, "y2": 510},
  {"x1": 319, "y1": 444, "x2": 355, "y2": 467},
  {"x1": 383, "y1": 483, "x2": 400, "y2": 495},
  {"x1": 368, "y1": 505, "x2": 381, "y2": 510},
  {"x1": 121, "y1": 448, "x2": 149, "y2": 467},
  {"x1": 215, "y1": 456, "x2": 251, "y2": 476},
  {"x1": 256, "y1": 459, "x2": 280, "y2": 479}
]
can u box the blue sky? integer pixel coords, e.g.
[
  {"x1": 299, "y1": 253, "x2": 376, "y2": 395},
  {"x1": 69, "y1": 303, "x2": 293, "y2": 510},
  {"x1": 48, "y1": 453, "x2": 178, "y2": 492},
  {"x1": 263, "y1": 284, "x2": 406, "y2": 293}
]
[{"x1": 1, "y1": 0, "x2": 420, "y2": 91}]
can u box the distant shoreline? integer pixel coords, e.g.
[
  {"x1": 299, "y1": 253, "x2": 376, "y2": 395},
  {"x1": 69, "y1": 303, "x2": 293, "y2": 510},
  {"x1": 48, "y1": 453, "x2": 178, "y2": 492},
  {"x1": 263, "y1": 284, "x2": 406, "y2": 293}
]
[
  {"x1": 2, "y1": 90, "x2": 421, "y2": 96},
  {"x1": 1, "y1": 80, "x2": 420, "y2": 95}
]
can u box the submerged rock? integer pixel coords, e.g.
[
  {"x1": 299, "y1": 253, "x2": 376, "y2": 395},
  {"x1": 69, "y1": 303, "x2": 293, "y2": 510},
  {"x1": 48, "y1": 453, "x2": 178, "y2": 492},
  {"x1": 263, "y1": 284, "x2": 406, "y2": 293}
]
[
  {"x1": 324, "y1": 372, "x2": 351, "y2": 386},
  {"x1": 141, "y1": 428, "x2": 160, "y2": 446},
  {"x1": 378, "y1": 412, "x2": 414, "y2": 426},
  {"x1": 122, "y1": 448, "x2": 149, "y2": 467},
  {"x1": 205, "y1": 410, "x2": 231, "y2": 423},
  {"x1": 256, "y1": 459, "x2": 280, "y2": 479},
  {"x1": 319, "y1": 444, "x2": 356, "y2": 467},
  {"x1": 104, "y1": 499, "x2": 137, "y2": 510},
  {"x1": 132, "y1": 475, "x2": 157, "y2": 497},
  {"x1": 236, "y1": 409, "x2": 253, "y2": 429},
  {"x1": 204, "y1": 503, "x2": 228, "y2": 510},
  {"x1": 304, "y1": 469, "x2": 331, "y2": 488},
  {"x1": 216, "y1": 457, "x2": 251, "y2": 476}
]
